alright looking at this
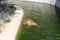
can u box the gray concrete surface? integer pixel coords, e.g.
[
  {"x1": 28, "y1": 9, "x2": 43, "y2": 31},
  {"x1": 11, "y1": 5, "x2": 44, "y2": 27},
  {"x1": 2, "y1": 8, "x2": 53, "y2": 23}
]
[{"x1": 7, "y1": 0, "x2": 60, "y2": 8}]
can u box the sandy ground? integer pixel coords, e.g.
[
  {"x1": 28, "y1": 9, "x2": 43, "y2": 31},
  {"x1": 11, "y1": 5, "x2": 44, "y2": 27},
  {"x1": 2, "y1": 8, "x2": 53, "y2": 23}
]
[{"x1": 0, "y1": 8, "x2": 24, "y2": 40}]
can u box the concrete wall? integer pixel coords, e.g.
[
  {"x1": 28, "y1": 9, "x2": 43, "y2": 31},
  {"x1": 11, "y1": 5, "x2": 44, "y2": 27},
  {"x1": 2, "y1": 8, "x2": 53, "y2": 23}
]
[
  {"x1": 7, "y1": 0, "x2": 60, "y2": 8},
  {"x1": 55, "y1": 0, "x2": 60, "y2": 8},
  {"x1": 24, "y1": 0, "x2": 56, "y2": 5},
  {"x1": 7, "y1": 0, "x2": 56, "y2": 5}
]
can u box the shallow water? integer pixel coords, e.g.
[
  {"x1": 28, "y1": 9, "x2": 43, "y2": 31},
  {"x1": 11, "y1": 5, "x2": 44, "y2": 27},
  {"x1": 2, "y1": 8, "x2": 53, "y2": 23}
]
[{"x1": 16, "y1": 1, "x2": 60, "y2": 40}]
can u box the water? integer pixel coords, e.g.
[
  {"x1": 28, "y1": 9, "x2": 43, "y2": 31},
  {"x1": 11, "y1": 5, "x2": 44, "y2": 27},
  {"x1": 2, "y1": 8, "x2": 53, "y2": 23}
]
[{"x1": 16, "y1": 1, "x2": 60, "y2": 40}]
